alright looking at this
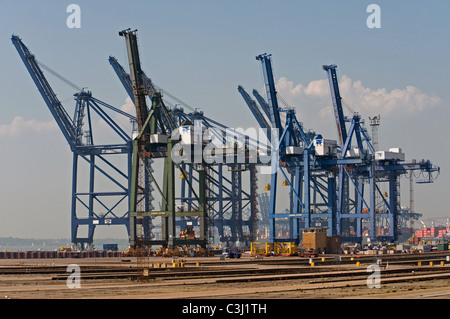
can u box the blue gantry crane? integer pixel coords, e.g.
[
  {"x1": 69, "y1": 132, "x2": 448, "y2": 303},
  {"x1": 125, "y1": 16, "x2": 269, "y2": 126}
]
[
  {"x1": 240, "y1": 53, "x2": 440, "y2": 245},
  {"x1": 244, "y1": 53, "x2": 322, "y2": 242},
  {"x1": 322, "y1": 64, "x2": 429, "y2": 242},
  {"x1": 322, "y1": 64, "x2": 440, "y2": 242},
  {"x1": 12, "y1": 35, "x2": 136, "y2": 250}
]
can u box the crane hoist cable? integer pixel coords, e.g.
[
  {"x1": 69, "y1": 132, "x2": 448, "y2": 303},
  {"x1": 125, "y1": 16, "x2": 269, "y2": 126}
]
[
  {"x1": 277, "y1": 93, "x2": 294, "y2": 111},
  {"x1": 341, "y1": 98, "x2": 358, "y2": 116},
  {"x1": 152, "y1": 84, "x2": 197, "y2": 113},
  {"x1": 36, "y1": 59, "x2": 82, "y2": 92}
]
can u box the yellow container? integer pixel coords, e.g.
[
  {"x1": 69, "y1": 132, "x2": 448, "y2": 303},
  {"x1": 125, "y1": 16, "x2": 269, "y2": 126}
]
[
  {"x1": 429, "y1": 261, "x2": 434, "y2": 266},
  {"x1": 418, "y1": 261, "x2": 421, "y2": 266},
  {"x1": 196, "y1": 262, "x2": 201, "y2": 267},
  {"x1": 356, "y1": 262, "x2": 360, "y2": 267},
  {"x1": 311, "y1": 262, "x2": 315, "y2": 267},
  {"x1": 440, "y1": 261, "x2": 445, "y2": 266},
  {"x1": 321, "y1": 258, "x2": 325, "y2": 262}
]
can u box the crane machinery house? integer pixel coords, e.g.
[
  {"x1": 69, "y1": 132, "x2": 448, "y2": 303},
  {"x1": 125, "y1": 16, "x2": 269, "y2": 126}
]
[
  {"x1": 313, "y1": 137, "x2": 338, "y2": 157},
  {"x1": 178, "y1": 123, "x2": 209, "y2": 145},
  {"x1": 375, "y1": 148, "x2": 405, "y2": 161}
]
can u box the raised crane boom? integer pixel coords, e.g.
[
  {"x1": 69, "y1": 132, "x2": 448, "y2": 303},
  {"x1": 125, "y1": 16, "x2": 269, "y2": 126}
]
[
  {"x1": 109, "y1": 54, "x2": 176, "y2": 136},
  {"x1": 109, "y1": 56, "x2": 134, "y2": 101},
  {"x1": 256, "y1": 54, "x2": 282, "y2": 136},
  {"x1": 11, "y1": 35, "x2": 76, "y2": 146},
  {"x1": 109, "y1": 55, "x2": 158, "y2": 104},
  {"x1": 119, "y1": 29, "x2": 150, "y2": 134},
  {"x1": 237, "y1": 85, "x2": 271, "y2": 139},
  {"x1": 323, "y1": 65, "x2": 347, "y2": 146},
  {"x1": 252, "y1": 89, "x2": 271, "y2": 120}
]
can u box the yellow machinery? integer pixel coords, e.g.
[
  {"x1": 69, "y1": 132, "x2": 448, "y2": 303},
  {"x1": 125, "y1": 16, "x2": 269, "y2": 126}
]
[
  {"x1": 250, "y1": 242, "x2": 273, "y2": 256},
  {"x1": 274, "y1": 242, "x2": 299, "y2": 256},
  {"x1": 251, "y1": 242, "x2": 299, "y2": 256}
]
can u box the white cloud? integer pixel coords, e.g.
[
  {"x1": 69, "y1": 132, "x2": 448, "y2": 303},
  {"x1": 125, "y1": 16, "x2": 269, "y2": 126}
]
[
  {"x1": 114, "y1": 96, "x2": 136, "y2": 132},
  {"x1": 0, "y1": 116, "x2": 57, "y2": 138},
  {"x1": 277, "y1": 77, "x2": 329, "y2": 99},
  {"x1": 276, "y1": 75, "x2": 441, "y2": 117},
  {"x1": 120, "y1": 96, "x2": 135, "y2": 115}
]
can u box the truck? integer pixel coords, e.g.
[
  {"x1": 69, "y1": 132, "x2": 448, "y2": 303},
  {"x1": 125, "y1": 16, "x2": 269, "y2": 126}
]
[{"x1": 222, "y1": 248, "x2": 242, "y2": 258}]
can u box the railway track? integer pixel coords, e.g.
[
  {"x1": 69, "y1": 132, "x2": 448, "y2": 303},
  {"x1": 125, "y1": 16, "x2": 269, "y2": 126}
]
[
  {"x1": 1, "y1": 252, "x2": 450, "y2": 298},
  {"x1": 46, "y1": 261, "x2": 450, "y2": 285}
]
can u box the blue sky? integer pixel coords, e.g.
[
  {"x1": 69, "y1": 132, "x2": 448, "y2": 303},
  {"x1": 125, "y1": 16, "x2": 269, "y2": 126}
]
[{"x1": 0, "y1": 0, "x2": 448, "y2": 238}]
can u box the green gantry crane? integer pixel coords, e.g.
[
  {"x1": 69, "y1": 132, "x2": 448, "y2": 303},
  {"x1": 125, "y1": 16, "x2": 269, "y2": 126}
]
[{"x1": 119, "y1": 29, "x2": 208, "y2": 250}]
